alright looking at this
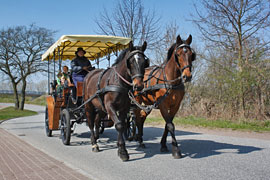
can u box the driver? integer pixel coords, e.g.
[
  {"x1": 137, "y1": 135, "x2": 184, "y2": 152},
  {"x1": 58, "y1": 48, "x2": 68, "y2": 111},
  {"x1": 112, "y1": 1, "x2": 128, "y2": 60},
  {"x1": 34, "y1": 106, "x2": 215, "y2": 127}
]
[{"x1": 71, "y1": 47, "x2": 92, "y2": 87}]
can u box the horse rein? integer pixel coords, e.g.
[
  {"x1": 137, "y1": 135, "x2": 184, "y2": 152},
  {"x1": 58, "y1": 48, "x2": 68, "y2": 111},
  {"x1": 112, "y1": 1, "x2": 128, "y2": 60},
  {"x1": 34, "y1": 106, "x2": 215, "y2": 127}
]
[{"x1": 113, "y1": 66, "x2": 133, "y2": 86}]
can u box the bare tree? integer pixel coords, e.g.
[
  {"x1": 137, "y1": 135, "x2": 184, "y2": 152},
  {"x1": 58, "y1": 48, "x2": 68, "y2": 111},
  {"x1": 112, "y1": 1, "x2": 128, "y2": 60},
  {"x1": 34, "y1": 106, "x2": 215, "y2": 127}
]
[
  {"x1": 190, "y1": 0, "x2": 270, "y2": 118},
  {"x1": 192, "y1": 0, "x2": 270, "y2": 70},
  {"x1": 152, "y1": 22, "x2": 179, "y2": 64},
  {"x1": 94, "y1": 0, "x2": 160, "y2": 48},
  {"x1": 0, "y1": 24, "x2": 55, "y2": 110}
]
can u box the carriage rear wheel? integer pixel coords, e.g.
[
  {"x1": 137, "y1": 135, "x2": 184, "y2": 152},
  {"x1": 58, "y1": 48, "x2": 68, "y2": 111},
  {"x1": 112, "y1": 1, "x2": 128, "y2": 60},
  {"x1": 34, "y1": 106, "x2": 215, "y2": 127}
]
[
  {"x1": 61, "y1": 109, "x2": 71, "y2": 145},
  {"x1": 45, "y1": 106, "x2": 52, "y2": 137}
]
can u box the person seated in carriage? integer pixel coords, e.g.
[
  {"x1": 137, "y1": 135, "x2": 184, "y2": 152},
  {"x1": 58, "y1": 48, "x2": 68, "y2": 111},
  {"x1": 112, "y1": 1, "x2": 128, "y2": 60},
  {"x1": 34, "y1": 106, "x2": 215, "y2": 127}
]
[
  {"x1": 56, "y1": 66, "x2": 71, "y2": 97},
  {"x1": 71, "y1": 47, "x2": 93, "y2": 87},
  {"x1": 70, "y1": 47, "x2": 94, "y2": 101}
]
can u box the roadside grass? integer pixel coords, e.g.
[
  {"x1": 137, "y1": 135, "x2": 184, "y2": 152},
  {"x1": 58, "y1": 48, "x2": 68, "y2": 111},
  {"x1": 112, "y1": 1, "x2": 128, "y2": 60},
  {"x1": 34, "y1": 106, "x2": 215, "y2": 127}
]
[
  {"x1": 146, "y1": 116, "x2": 270, "y2": 132},
  {"x1": 0, "y1": 107, "x2": 37, "y2": 121}
]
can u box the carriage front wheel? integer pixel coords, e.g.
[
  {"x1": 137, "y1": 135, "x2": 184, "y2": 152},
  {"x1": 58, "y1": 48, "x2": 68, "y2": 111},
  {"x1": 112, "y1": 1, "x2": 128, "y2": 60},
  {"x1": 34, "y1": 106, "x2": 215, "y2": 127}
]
[
  {"x1": 45, "y1": 106, "x2": 52, "y2": 137},
  {"x1": 61, "y1": 109, "x2": 71, "y2": 145}
]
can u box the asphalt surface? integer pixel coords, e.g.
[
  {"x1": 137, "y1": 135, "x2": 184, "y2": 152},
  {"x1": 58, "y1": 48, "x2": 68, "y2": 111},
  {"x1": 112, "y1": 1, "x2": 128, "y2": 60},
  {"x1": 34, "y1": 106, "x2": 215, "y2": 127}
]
[{"x1": 1, "y1": 103, "x2": 270, "y2": 180}]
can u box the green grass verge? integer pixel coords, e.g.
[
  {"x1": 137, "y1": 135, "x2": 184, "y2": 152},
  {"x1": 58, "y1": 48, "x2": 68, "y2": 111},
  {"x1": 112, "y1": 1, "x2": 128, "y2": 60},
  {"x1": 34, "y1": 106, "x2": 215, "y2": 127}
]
[
  {"x1": 146, "y1": 116, "x2": 270, "y2": 132},
  {"x1": 0, "y1": 107, "x2": 38, "y2": 121}
]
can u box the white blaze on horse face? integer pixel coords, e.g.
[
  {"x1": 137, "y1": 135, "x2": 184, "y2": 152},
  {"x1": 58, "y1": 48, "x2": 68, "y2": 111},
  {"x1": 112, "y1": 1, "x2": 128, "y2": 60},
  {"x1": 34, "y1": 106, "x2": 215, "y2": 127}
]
[{"x1": 134, "y1": 54, "x2": 140, "y2": 66}]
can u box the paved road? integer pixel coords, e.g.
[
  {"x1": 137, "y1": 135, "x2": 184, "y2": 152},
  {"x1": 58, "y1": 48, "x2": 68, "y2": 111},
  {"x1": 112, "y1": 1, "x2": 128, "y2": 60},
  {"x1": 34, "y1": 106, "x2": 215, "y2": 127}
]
[{"x1": 1, "y1": 104, "x2": 270, "y2": 180}]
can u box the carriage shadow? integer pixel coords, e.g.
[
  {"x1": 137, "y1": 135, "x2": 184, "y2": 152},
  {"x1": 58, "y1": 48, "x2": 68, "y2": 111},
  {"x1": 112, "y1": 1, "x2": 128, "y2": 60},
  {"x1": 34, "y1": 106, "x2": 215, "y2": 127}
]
[{"x1": 70, "y1": 126, "x2": 263, "y2": 160}]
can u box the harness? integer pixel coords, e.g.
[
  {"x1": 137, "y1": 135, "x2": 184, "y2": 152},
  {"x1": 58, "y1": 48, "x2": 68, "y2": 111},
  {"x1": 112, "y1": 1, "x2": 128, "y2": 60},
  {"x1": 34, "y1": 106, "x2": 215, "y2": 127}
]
[
  {"x1": 71, "y1": 50, "x2": 146, "y2": 113},
  {"x1": 131, "y1": 43, "x2": 192, "y2": 113}
]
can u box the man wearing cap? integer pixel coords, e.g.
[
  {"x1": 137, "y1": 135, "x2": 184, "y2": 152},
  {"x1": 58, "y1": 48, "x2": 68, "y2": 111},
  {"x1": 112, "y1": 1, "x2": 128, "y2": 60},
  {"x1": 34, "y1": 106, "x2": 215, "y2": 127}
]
[{"x1": 71, "y1": 47, "x2": 92, "y2": 87}]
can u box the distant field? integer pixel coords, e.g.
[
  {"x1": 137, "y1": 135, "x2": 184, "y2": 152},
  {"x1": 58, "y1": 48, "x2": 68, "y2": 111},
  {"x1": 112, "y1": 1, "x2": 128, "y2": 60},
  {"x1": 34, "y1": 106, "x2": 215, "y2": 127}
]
[{"x1": 0, "y1": 94, "x2": 46, "y2": 106}]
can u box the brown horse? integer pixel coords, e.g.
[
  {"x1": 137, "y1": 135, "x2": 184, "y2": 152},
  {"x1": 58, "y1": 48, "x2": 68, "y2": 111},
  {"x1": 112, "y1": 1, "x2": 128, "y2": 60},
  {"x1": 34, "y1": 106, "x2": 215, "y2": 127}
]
[
  {"x1": 133, "y1": 35, "x2": 196, "y2": 158},
  {"x1": 83, "y1": 41, "x2": 148, "y2": 161}
]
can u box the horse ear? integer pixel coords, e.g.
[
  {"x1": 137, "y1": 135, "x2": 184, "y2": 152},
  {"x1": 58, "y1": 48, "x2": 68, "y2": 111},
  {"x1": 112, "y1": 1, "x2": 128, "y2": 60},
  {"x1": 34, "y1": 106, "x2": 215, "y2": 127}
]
[
  {"x1": 129, "y1": 41, "x2": 134, "y2": 51},
  {"x1": 186, "y1": 34, "x2": 192, "y2": 45},
  {"x1": 176, "y1": 35, "x2": 182, "y2": 45},
  {"x1": 142, "y1": 41, "x2": 147, "y2": 52}
]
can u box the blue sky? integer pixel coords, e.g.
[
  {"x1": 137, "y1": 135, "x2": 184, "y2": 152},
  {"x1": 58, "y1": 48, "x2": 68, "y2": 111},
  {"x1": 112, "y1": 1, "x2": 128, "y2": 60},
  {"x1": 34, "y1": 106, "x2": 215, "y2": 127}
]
[
  {"x1": 0, "y1": 0, "x2": 200, "y2": 86},
  {"x1": 0, "y1": 0, "x2": 198, "y2": 40}
]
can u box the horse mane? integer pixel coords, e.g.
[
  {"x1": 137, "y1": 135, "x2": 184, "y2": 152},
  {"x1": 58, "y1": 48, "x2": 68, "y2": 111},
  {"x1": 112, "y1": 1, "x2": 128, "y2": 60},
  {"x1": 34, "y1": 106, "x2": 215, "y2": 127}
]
[
  {"x1": 112, "y1": 45, "x2": 142, "y2": 66},
  {"x1": 112, "y1": 48, "x2": 129, "y2": 66},
  {"x1": 166, "y1": 43, "x2": 177, "y2": 62}
]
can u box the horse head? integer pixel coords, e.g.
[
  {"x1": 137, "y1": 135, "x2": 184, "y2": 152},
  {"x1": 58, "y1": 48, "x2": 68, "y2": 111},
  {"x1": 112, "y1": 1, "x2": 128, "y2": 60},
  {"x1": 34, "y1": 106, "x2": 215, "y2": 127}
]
[
  {"x1": 174, "y1": 34, "x2": 196, "y2": 82},
  {"x1": 126, "y1": 41, "x2": 148, "y2": 91}
]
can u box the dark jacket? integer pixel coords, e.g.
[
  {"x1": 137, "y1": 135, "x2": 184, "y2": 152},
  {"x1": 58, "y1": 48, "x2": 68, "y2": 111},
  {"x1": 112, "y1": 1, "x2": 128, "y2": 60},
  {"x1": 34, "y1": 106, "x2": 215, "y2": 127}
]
[{"x1": 71, "y1": 56, "x2": 91, "y2": 76}]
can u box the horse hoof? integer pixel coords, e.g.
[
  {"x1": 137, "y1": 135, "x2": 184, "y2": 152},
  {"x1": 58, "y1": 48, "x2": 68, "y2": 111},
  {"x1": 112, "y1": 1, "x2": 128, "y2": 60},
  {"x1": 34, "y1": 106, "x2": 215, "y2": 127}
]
[
  {"x1": 172, "y1": 146, "x2": 182, "y2": 158},
  {"x1": 120, "y1": 153, "x2": 129, "y2": 161},
  {"x1": 118, "y1": 150, "x2": 129, "y2": 161},
  {"x1": 172, "y1": 152, "x2": 182, "y2": 159},
  {"x1": 92, "y1": 144, "x2": 100, "y2": 152},
  {"x1": 160, "y1": 147, "x2": 169, "y2": 152}
]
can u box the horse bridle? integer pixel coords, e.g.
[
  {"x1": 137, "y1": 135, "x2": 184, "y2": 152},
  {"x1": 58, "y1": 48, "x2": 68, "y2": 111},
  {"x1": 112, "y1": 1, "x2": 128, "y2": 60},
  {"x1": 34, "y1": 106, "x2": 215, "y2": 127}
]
[
  {"x1": 174, "y1": 44, "x2": 193, "y2": 73},
  {"x1": 125, "y1": 50, "x2": 148, "y2": 80},
  {"x1": 113, "y1": 49, "x2": 148, "y2": 87}
]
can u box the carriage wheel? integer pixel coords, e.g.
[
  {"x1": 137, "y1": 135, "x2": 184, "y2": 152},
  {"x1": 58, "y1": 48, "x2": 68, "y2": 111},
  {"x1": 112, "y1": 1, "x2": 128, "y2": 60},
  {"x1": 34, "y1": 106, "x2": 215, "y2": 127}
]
[
  {"x1": 124, "y1": 113, "x2": 136, "y2": 141},
  {"x1": 61, "y1": 109, "x2": 71, "y2": 145},
  {"x1": 45, "y1": 106, "x2": 52, "y2": 137}
]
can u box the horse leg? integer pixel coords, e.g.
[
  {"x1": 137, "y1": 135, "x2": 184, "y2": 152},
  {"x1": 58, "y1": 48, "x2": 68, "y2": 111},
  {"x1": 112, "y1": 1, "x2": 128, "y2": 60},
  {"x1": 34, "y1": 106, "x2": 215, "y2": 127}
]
[
  {"x1": 134, "y1": 108, "x2": 147, "y2": 148},
  {"x1": 106, "y1": 104, "x2": 129, "y2": 161},
  {"x1": 85, "y1": 103, "x2": 99, "y2": 152},
  {"x1": 160, "y1": 123, "x2": 169, "y2": 152},
  {"x1": 94, "y1": 113, "x2": 100, "y2": 140},
  {"x1": 159, "y1": 104, "x2": 182, "y2": 159}
]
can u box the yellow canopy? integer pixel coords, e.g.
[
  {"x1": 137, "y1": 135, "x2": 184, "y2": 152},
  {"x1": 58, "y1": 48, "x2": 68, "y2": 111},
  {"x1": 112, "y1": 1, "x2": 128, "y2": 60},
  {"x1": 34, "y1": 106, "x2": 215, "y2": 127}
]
[{"x1": 42, "y1": 35, "x2": 131, "y2": 61}]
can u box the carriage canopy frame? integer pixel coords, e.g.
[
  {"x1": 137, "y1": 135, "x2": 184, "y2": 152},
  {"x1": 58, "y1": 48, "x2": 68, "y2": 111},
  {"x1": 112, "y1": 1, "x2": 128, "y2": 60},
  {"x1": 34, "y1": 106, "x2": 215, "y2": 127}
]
[{"x1": 42, "y1": 35, "x2": 132, "y2": 61}]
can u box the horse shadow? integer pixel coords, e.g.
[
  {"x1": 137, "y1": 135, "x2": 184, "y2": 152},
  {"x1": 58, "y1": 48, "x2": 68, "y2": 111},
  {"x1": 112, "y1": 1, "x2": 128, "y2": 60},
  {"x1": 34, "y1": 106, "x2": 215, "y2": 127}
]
[
  {"x1": 179, "y1": 139, "x2": 262, "y2": 159},
  {"x1": 70, "y1": 126, "x2": 263, "y2": 160}
]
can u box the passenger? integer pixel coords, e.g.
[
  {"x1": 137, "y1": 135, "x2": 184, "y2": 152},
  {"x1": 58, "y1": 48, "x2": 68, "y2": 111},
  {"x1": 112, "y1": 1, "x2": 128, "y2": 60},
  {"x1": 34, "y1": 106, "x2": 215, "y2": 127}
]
[
  {"x1": 71, "y1": 47, "x2": 92, "y2": 87},
  {"x1": 62, "y1": 65, "x2": 71, "y2": 86},
  {"x1": 56, "y1": 66, "x2": 71, "y2": 97},
  {"x1": 56, "y1": 71, "x2": 63, "y2": 96}
]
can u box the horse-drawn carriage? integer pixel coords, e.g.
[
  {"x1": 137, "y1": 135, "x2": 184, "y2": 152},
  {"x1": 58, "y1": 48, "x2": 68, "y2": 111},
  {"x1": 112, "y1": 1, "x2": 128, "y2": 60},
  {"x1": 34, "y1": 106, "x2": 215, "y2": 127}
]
[
  {"x1": 42, "y1": 35, "x2": 136, "y2": 145},
  {"x1": 42, "y1": 33, "x2": 196, "y2": 161}
]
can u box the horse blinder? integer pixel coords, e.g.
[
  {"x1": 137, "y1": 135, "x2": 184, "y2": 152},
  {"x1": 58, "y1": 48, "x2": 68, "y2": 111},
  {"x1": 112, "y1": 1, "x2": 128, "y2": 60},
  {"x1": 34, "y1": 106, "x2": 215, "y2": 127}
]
[
  {"x1": 126, "y1": 50, "x2": 146, "y2": 80},
  {"x1": 144, "y1": 57, "x2": 150, "y2": 68}
]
